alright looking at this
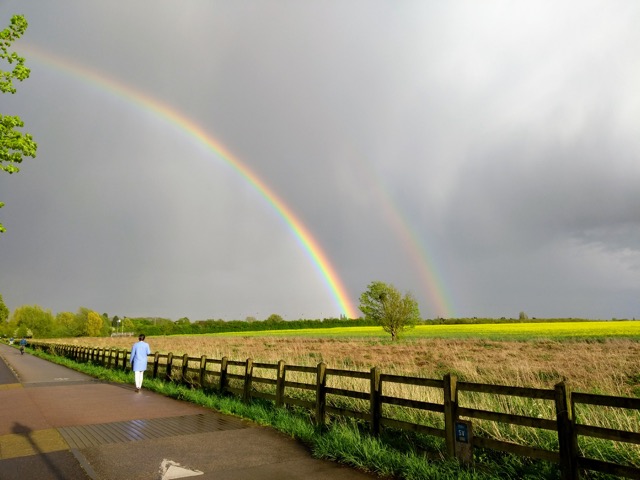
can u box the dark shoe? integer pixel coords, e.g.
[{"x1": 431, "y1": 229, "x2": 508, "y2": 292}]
[{"x1": 135, "y1": 388, "x2": 140, "y2": 393}]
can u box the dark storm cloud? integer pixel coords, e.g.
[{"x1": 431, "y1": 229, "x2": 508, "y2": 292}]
[{"x1": 0, "y1": 1, "x2": 638, "y2": 320}]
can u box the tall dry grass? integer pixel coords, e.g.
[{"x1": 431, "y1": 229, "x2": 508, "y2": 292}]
[
  {"x1": 44, "y1": 335, "x2": 640, "y2": 465},
  {"x1": 49, "y1": 336, "x2": 640, "y2": 395}
]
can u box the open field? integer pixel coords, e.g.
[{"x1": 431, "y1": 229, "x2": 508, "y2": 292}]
[
  {"x1": 48, "y1": 322, "x2": 640, "y2": 396},
  {"x1": 207, "y1": 320, "x2": 640, "y2": 340},
  {"x1": 41, "y1": 324, "x2": 640, "y2": 470}
]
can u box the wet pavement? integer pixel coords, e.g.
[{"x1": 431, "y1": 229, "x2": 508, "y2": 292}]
[{"x1": 0, "y1": 343, "x2": 378, "y2": 480}]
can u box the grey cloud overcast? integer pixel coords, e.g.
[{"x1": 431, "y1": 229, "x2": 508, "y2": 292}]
[{"x1": 0, "y1": 1, "x2": 638, "y2": 321}]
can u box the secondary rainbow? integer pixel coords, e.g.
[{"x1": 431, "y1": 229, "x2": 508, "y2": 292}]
[
  {"x1": 351, "y1": 154, "x2": 454, "y2": 318},
  {"x1": 25, "y1": 45, "x2": 358, "y2": 319}
]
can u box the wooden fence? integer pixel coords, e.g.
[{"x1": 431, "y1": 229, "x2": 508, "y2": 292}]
[{"x1": 30, "y1": 342, "x2": 640, "y2": 480}]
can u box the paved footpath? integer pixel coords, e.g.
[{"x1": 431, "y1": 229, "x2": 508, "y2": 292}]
[{"x1": 0, "y1": 343, "x2": 378, "y2": 480}]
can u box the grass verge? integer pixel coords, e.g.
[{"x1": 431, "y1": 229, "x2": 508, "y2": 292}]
[{"x1": 24, "y1": 347, "x2": 577, "y2": 480}]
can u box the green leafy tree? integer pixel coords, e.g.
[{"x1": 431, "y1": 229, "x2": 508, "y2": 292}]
[
  {"x1": 359, "y1": 281, "x2": 420, "y2": 341},
  {"x1": 14, "y1": 324, "x2": 30, "y2": 338},
  {"x1": 0, "y1": 293, "x2": 9, "y2": 324},
  {"x1": 9, "y1": 304, "x2": 54, "y2": 338},
  {"x1": 85, "y1": 311, "x2": 103, "y2": 337},
  {"x1": 266, "y1": 313, "x2": 284, "y2": 323},
  {"x1": 1, "y1": 15, "x2": 37, "y2": 233},
  {"x1": 159, "y1": 321, "x2": 175, "y2": 335},
  {"x1": 54, "y1": 311, "x2": 77, "y2": 337},
  {"x1": 74, "y1": 307, "x2": 96, "y2": 336},
  {"x1": 0, "y1": 293, "x2": 9, "y2": 336},
  {"x1": 122, "y1": 317, "x2": 135, "y2": 332}
]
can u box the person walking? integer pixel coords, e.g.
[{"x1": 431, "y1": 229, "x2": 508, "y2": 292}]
[
  {"x1": 19, "y1": 337, "x2": 27, "y2": 355},
  {"x1": 130, "y1": 334, "x2": 151, "y2": 392}
]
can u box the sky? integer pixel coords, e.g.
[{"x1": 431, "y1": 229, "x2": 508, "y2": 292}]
[{"x1": 1, "y1": 1, "x2": 639, "y2": 321}]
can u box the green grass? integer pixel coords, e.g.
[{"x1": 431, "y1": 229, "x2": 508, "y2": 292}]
[
  {"x1": 28, "y1": 347, "x2": 570, "y2": 479},
  {"x1": 199, "y1": 321, "x2": 640, "y2": 340}
]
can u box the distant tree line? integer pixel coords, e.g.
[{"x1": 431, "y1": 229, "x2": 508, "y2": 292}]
[
  {"x1": 123, "y1": 315, "x2": 379, "y2": 337},
  {"x1": 0, "y1": 292, "x2": 631, "y2": 341},
  {"x1": 0, "y1": 301, "x2": 113, "y2": 339}
]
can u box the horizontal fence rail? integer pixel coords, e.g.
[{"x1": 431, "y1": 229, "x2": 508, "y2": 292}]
[{"x1": 29, "y1": 341, "x2": 640, "y2": 480}]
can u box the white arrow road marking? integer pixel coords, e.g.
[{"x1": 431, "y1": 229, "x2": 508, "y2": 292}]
[{"x1": 160, "y1": 459, "x2": 204, "y2": 480}]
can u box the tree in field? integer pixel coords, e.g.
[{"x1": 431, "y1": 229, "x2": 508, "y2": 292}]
[
  {"x1": 1, "y1": 14, "x2": 37, "y2": 233},
  {"x1": 359, "y1": 281, "x2": 420, "y2": 341}
]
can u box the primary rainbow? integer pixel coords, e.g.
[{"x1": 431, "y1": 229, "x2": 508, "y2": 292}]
[{"x1": 25, "y1": 45, "x2": 358, "y2": 319}]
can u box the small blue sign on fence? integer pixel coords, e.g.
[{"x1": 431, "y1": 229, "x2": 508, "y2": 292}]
[{"x1": 455, "y1": 421, "x2": 469, "y2": 443}]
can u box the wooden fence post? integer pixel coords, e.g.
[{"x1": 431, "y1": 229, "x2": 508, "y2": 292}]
[
  {"x1": 114, "y1": 349, "x2": 120, "y2": 370},
  {"x1": 165, "y1": 353, "x2": 173, "y2": 382},
  {"x1": 275, "y1": 360, "x2": 286, "y2": 407},
  {"x1": 122, "y1": 350, "x2": 129, "y2": 371},
  {"x1": 316, "y1": 362, "x2": 327, "y2": 427},
  {"x1": 220, "y1": 357, "x2": 228, "y2": 394},
  {"x1": 199, "y1": 355, "x2": 207, "y2": 389},
  {"x1": 555, "y1": 381, "x2": 578, "y2": 480},
  {"x1": 443, "y1": 373, "x2": 459, "y2": 458},
  {"x1": 243, "y1": 358, "x2": 254, "y2": 403},
  {"x1": 152, "y1": 352, "x2": 160, "y2": 379},
  {"x1": 181, "y1": 353, "x2": 189, "y2": 385},
  {"x1": 370, "y1": 366, "x2": 382, "y2": 436}
]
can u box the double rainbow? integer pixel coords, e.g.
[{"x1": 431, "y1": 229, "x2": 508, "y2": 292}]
[{"x1": 25, "y1": 45, "x2": 358, "y2": 319}]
